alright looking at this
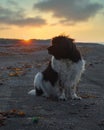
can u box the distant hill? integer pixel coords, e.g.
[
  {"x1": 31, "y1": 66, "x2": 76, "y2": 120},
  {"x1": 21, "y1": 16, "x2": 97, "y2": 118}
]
[
  {"x1": 30, "y1": 39, "x2": 50, "y2": 45},
  {"x1": 0, "y1": 38, "x2": 50, "y2": 45}
]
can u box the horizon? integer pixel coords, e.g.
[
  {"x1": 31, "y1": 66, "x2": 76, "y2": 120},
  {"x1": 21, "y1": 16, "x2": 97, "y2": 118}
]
[
  {"x1": 0, "y1": 37, "x2": 103, "y2": 44},
  {"x1": 0, "y1": 0, "x2": 104, "y2": 42}
]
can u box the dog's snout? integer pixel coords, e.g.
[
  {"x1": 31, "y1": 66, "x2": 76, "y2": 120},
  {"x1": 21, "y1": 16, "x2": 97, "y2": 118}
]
[
  {"x1": 47, "y1": 46, "x2": 54, "y2": 55},
  {"x1": 47, "y1": 46, "x2": 53, "y2": 52},
  {"x1": 47, "y1": 46, "x2": 50, "y2": 51},
  {"x1": 48, "y1": 46, "x2": 52, "y2": 50}
]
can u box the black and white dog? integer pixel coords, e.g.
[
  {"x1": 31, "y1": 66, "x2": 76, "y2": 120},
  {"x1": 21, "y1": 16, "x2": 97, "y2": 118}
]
[{"x1": 28, "y1": 35, "x2": 85, "y2": 100}]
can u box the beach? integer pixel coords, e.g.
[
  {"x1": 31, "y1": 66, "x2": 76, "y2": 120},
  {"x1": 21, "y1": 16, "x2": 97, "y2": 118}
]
[{"x1": 0, "y1": 42, "x2": 104, "y2": 130}]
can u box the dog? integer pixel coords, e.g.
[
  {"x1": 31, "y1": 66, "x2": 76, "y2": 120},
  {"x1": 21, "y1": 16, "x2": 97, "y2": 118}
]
[{"x1": 28, "y1": 35, "x2": 85, "y2": 100}]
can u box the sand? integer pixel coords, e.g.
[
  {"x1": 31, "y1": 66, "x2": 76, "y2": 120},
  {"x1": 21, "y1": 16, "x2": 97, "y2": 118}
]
[{"x1": 0, "y1": 42, "x2": 104, "y2": 130}]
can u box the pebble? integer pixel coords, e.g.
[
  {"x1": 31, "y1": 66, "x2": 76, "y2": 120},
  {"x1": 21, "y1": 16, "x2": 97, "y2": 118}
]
[{"x1": 32, "y1": 117, "x2": 39, "y2": 123}]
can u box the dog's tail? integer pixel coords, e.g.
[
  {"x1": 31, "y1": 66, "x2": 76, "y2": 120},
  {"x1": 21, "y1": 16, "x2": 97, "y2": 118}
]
[{"x1": 28, "y1": 72, "x2": 43, "y2": 96}]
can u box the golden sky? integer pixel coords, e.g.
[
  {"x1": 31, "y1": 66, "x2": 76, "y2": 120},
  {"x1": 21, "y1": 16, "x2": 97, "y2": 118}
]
[{"x1": 0, "y1": 0, "x2": 104, "y2": 42}]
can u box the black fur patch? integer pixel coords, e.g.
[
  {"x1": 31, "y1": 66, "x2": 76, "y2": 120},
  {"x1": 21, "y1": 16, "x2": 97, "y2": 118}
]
[
  {"x1": 36, "y1": 88, "x2": 43, "y2": 96},
  {"x1": 48, "y1": 35, "x2": 81, "y2": 62},
  {"x1": 42, "y1": 61, "x2": 58, "y2": 86}
]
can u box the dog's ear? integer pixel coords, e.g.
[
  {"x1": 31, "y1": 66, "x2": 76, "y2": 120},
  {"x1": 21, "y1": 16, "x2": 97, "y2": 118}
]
[{"x1": 69, "y1": 43, "x2": 81, "y2": 62}]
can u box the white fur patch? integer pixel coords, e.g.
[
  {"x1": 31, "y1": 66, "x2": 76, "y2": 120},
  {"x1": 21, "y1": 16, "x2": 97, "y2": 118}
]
[
  {"x1": 28, "y1": 72, "x2": 43, "y2": 96},
  {"x1": 51, "y1": 56, "x2": 85, "y2": 99},
  {"x1": 51, "y1": 56, "x2": 85, "y2": 87},
  {"x1": 28, "y1": 56, "x2": 85, "y2": 100},
  {"x1": 28, "y1": 89, "x2": 36, "y2": 96}
]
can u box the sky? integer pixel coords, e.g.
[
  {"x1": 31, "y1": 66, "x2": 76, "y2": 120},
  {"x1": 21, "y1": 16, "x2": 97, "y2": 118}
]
[{"x1": 0, "y1": 0, "x2": 104, "y2": 42}]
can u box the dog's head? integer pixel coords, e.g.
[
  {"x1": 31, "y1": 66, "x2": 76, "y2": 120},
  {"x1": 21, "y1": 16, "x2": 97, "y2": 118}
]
[{"x1": 48, "y1": 35, "x2": 81, "y2": 62}]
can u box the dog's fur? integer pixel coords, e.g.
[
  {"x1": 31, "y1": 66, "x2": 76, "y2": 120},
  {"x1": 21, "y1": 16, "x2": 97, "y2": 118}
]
[{"x1": 28, "y1": 35, "x2": 85, "y2": 100}]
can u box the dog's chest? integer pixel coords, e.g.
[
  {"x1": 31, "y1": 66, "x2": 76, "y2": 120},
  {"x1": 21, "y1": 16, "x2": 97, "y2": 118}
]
[{"x1": 51, "y1": 57, "x2": 72, "y2": 81}]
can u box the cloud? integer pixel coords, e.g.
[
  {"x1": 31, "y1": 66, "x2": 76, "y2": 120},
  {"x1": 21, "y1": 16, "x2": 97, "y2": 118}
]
[
  {"x1": 34, "y1": 0, "x2": 103, "y2": 24},
  {"x1": 0, "y1": 27, "x2": 11, "y2": 30},
  {"x1": 7, "y1": 0, "x2": 18, "y2": 7},
  {"x1": 0, "y1": 4, "x2": 46, "y2": 27}
]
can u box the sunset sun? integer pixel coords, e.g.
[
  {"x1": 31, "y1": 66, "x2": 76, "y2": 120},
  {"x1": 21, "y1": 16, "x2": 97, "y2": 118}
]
[
  {"x1": 23, "y1": 38, "x2": 31, "y2": 44},
  {"x1": 24, "y1": 38, "x2": 30, "y2": 42}
]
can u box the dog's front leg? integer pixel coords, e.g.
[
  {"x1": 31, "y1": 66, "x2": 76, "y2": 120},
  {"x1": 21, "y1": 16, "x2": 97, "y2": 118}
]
[
  {"x1": 70, "y1": 85, "x2": 82, "y2": 100},
  {"x1": 59, "y1": 89, "x2": 67, "y2": 101}
]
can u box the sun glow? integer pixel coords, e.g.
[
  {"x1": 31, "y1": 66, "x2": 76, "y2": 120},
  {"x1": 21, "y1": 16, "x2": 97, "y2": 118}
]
[
  {"x1": 24, "y1": 38, "x2": 31, "y2": 42},
  {"x1": 22, "y1": 38, "x2": 31, "y2": 45}
]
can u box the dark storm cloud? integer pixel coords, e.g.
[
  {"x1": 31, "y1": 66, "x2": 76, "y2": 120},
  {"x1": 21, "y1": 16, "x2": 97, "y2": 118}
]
[
  {"x1": 0, "y1": 4, "x2": 46, "y2": 27},
  {"x1": 34, "y1": 0, "x2": 103, "y2": 24}
]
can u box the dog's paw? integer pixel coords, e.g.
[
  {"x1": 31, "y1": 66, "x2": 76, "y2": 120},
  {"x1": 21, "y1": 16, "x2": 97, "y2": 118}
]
[
  {"x1": 58, "y1": 95, "x2": 67, "y2": 101},
  {"x1": 71, "y1": 95, "x2": 82, "y2": 100}
]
